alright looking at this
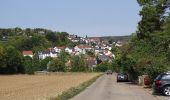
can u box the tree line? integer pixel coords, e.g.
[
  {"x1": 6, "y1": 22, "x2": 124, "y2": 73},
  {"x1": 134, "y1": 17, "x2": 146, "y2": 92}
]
[
  {"x1": 0, "y1": 28, "x2": 77, "y2": 74},
  {"x1": 0, "y1": 27, "x2": 113, "y2": 74},
  {"x1": 112, "y1": 0, "x2": 170, "y2": 83}
]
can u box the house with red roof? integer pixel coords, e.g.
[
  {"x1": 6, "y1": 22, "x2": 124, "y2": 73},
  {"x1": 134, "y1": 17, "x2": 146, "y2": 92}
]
[{"x1": 22, "y1": 51, "x2": 33, "y2": 58}]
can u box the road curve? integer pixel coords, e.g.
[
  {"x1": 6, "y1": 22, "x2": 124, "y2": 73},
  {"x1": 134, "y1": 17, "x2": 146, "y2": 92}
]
[{"x1": 70, "y1": 74, "x2": 158, "y2": 100}]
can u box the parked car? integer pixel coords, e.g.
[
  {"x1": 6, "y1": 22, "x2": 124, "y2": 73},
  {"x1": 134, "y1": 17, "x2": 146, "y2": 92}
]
[
  {"x1": 117, "y1": 73, "x2": 128, "y2": 82},
  {"x1": 153, "y1": 71, "x2": 170, "y2": 96},
  {"x1": 106, "y1": 70, "x2": 113, "y2": 75}
]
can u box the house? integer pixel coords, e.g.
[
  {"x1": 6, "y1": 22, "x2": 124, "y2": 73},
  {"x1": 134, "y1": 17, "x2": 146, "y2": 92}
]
[
  {"x1": 98, "y1": 54, "x2": 110, "y2": 62},
  {"x1": 115, "y1": 41, "x2": 127, "y2": 47},
  {"x1": 65, "y1": 47, "x2": 73, "y2": 54},
  {"x1": 85, "y1": 56, "x2": 97, "y2": 70},
  {"x1": 1, "y1": 36, "x2": 8, "y2": 41},
  {"x1": 94, "y1": 48, "x2": 104, "y2": 56},
  {"x1": 38, "y1": 50, "x2": 58, "y2": 60},
  {"x1": 68, "y1": 34, "x2": 77, "y2": 40},
  {"x1": 22, "y1": 50, "x2": 33, "y2": 58},
  {"x1": 86, "y1": 37, "x2": 101, "y2": 44},
  {"x1": 74, "y1": 45, "x2": 93, "y2": 55},
  {"x1": 53, "y1": 46, "x2": 65, "y2": 53},
  {"x1": 103, "y1": 48, "x2": 115, "y2": 59}
]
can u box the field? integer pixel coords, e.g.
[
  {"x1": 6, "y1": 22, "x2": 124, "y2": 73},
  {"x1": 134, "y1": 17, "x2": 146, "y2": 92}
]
[{"x1": 0, "y1": 73, "x2": 100, "y2": 100}]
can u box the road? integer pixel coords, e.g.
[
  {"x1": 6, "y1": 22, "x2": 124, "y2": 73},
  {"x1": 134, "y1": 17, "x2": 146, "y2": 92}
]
[{"x1": 70, "y1": 74, "x2": 158, "y2": 100}]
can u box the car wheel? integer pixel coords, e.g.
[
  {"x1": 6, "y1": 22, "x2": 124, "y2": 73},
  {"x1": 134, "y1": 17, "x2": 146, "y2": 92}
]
[{"x1": 163, "y1": 86, "x2": 170, "y2": 96}]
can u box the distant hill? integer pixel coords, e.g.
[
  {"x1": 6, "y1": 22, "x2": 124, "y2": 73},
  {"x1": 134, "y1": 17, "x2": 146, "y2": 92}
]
[{"x1": 91, "y1": 35, "x2": 131, "y2": 42}]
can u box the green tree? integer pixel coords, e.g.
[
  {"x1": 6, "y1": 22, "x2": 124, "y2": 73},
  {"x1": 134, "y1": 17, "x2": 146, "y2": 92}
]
[
  {"x1": 3, "y1": 46, "x2": 24, "y2": 74},
  {"x1": 0, "y1": 46, "x2": 6, "y2": 73},
  {"x1": 95, "y1": 61, "x2": 111, "y2": 72},
  {"x1": 48, "y1": 59, "x2": 65, "y2": 72},
  {"x1": 71, "y1": 56, "x2": 87, "y2": 72},
  {"x1": 23, "y1": 56, "x2": 34, "y2": 74},
  {"x1": 137, "y1": 0, "x2": 169, "y2": 39},
  {"x1": 45, "y1": 32, "x2": 58, "y2": 43},
  {"x1": 40, "y1": 57, "x2": 53, "y2": 71}
]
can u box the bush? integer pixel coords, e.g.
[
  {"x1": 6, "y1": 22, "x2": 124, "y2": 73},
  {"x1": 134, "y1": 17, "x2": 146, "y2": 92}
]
[
  {"x1": 40, "y1": 57, "x2": 53, "y2": 71},
  {"x1": 95, "y1": 61, "x2": 111, "y2": 72},
  {"x1": 71, "y1": 56, "x2": 87, "y2": 72},
  {"x1": 48, "y1": 59, "x2": 66, "y2": 72},
  {"x1": 23, "y1": 56, "x2": 34, "y2": 74},
  {"x1": 0, "y1": 46, "x2": 24, "y2": 74}
]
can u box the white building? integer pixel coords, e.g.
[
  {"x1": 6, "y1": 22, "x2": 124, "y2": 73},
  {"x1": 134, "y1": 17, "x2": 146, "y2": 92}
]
[
  {"x1": 38, "y1": 51, "x2": 58, "y2": 60},
  {"x1": 74, "y1": 45, "x2": 93, "y2": 55},
  {"x1": 65, "y1": 47, "x2": 73, "y2": 54}
]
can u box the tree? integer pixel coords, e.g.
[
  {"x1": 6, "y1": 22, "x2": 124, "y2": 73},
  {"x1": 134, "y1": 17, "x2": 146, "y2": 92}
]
[
  {"x1": 48, "y1": 59, "x2": 65, "y2": 72},
  {"x1": 0, "y1": 46, "x2": 5, "y2": 73},
  {"x1": 45, "y1": 32, "x2": 58, "y2": 43},
  {"x1": 95, "y1": 61, "x2": 111, "y2": 72},
  {"x1": 14, "y1": 27, "x2": 22, "y2": 35},
  {"x1": 40, "y1": 57, "x2": 53, "y2": 71},
  {"x1": 137, "y1": 0, "x2": 169, "y2": 39},
  {"x1": 23, "y1": 56, "x2": 34, "y2": 74},
  {"x1": 58, "y1": 51, "x2": 70, "y2": 63},
  {"x1": 71, "y1": 56, "x2": 87, "y2": 72},
  {"x1": 3, "y1": 46, "x2": 24, "y2": 74},
  {"x1": 8, "y1": 35, "x2": 50, "y2": 51},
  {"x1": 25, "y1": 28, "x2": 32, "y2": 36}
]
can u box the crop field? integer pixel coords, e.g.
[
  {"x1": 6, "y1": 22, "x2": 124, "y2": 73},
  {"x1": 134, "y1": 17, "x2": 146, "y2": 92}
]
[{"x1": 0, "y1": 73, "x2": 100, "y2": 100}]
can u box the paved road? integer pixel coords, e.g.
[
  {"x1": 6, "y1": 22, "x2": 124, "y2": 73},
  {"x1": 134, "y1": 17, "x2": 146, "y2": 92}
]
[{"x1": 70, "y1": 74, "x2": 158, "y2": 100}]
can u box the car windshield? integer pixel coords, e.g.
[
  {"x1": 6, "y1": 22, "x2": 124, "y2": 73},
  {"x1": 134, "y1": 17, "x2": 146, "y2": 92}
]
[{"x1": 155, "y1": 74, "x2": 163, "y2": 80}]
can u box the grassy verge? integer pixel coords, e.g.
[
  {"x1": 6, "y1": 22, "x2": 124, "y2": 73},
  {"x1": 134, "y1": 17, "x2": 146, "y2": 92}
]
[{"x1": 49, "y1": 73, "x2": 102, "y2": 100}]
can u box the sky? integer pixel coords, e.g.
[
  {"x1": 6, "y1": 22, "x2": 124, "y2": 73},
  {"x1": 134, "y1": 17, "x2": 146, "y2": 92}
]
[{"x1": 0, "y1": 0, "x2": 141, "y2": 37}]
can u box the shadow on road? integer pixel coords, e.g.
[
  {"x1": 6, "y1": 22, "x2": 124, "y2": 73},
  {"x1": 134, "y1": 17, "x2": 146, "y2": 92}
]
[{"x1": 118, "y1": 81, "x2": 169, "y2": 98}]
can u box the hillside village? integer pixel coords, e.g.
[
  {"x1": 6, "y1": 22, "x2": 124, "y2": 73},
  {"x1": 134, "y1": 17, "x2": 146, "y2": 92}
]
[
  {"x1": 0, "y1": 28, "x2": 129, "y2": 74},
  {"x1": 22, "y1": 34, "x2": 126, "y2": 70}
]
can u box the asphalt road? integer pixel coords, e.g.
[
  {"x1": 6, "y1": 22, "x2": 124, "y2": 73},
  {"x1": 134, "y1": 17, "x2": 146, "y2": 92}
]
[{"x1": 70, "y1": 74, "x2": 158, "y2": 100}]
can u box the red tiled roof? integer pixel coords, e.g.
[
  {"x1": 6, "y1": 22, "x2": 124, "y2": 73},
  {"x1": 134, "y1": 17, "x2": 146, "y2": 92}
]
[
  {"x1": 57, "y1": 46, "x2": 66, "y2": 50},
  {"x1": 22, "y1": 51, "x2": 33, "y2": 55}
]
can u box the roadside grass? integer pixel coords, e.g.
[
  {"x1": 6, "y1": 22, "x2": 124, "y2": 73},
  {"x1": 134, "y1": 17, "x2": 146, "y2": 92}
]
[{"x1": 49, "y1": 73, "x2": 102, "y2": 100}]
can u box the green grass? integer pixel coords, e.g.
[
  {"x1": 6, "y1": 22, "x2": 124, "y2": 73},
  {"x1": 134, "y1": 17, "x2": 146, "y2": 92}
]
[{"x1": 49, "y1": 74, "x2": 102, "y2": 100}]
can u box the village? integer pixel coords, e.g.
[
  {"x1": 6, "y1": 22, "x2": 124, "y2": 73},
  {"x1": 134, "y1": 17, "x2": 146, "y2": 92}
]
[{"x1": 22, "y1": 34, "x2": 125, "y2": 70}]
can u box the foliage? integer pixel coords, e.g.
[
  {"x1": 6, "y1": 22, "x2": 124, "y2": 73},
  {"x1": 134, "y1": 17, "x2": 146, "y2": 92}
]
[
  {"x1": 86, "y1": 50, "x2": 95, "y2": 57},
  {"x1": 58, "y1": 51, "x2": 70, "y2": 63},
  {"x1": 0, "y1": 46, "x2": 24, "y2": 74},
  {"x1": 23, "y1": 56, "x2": 34, "y2": 74},
  {"x1": 111, "y1": 0, "x2": 170, "y2": 83},
  {"x1": 71, "y1": 55, "x2": 87, "y2": 72},
  {"x1": 95, "y1": 61, "x2": 112, "y2": 72},
  {"x1": 48, "y1": 59, "x2": 66, "y2": 72},
  {"x1": 8, "y1": 35, "x2": 50, "y2": 52},
  {"x1": 0, "y1": 27, "x2": 87, "y2": 74},
  {"x1": 137, "y1": 0, "x2": 169, "y2": 39},
  {"x1": 45, "y1": 32, "x2": 71, "y2": 46},
  {"x1": 40, "y1": 57, "x2": 53, "y2": 71}
]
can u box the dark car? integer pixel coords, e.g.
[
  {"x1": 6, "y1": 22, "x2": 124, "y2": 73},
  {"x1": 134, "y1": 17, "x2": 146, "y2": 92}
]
[
  {"x1": 106, "y1": 70, "x2": 113, "y2": 75},
  {"x1": 117, "y1": 73, "x2": 128, "y2": 82},
  {"x1": 153, "y1": 72, "x2": 170, "y2": 96}
]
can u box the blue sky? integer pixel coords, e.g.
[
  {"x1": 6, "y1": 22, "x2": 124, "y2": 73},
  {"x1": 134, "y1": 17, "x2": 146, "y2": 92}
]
[{"x1": 0, "y1": 0, "x2": 141, "y2": 37}]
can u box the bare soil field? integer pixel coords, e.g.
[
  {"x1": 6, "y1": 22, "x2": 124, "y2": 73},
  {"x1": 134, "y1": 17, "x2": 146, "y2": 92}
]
[{"x1": 0, "y1": 72, "x2": 100, "y2": 100}]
